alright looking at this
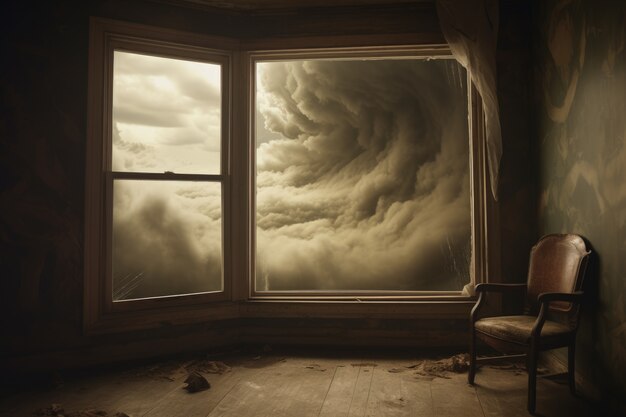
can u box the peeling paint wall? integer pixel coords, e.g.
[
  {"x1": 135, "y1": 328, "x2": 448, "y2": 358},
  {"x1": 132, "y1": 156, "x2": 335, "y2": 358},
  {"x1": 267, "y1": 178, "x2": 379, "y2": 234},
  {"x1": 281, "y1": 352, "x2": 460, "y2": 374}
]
[{"x1": 534, "y1": 0, "x2": 626, "y2": 405}]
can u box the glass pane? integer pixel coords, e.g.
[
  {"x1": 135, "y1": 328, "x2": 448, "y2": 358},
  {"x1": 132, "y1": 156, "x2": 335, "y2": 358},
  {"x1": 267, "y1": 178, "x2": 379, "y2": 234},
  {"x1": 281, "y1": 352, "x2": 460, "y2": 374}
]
[
  {"x1": 112, "y1": 180, "x2": 222, "y2": 300},
  {"x1": 112, "y1": 51, "x2": 221, "y2": 174},
  {"x1": 255, "y1": 58, "x2": 471, "y2": 292}
]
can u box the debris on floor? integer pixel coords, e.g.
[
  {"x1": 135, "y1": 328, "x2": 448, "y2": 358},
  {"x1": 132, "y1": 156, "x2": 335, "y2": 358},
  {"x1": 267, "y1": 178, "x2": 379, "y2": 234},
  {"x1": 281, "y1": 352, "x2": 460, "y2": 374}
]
[
  {"x1": 305, "y1": 364, "x2": 327, "y2": 372},
  {"x1": 35, "y1": 404, "x2": 123, "y2": 417},
  {"x1": 409, "y1": 354, "x2": 470, "y2": 380},
  {"x1": 241, "y1": 355, "x2": 287, "y2": 369},
  {"x1": 385, "y1": 355, "x2": 550, "y2": 379},
  {"x1": 183, "y1": 371, "x2": 211, "y2": 393},
  {"x1": 448, "y1": 354, "x2": 471, "y2": 372},
  {"x1": 132, "y1": 355, "x2": 232, "y2": 381},
  {"x1": 186, "y1": 359, "x2": 231, "y2": 375},
  {"x1": 133, "y1": 360, "x2": 188, "y2": 381}
]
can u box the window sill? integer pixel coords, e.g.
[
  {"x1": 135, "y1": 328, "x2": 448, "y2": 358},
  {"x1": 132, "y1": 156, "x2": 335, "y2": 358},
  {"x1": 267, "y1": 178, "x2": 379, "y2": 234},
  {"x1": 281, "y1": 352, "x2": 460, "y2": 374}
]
[
  {"x1": 85, "y1": 298, "x2": 475, "y2": 335},
  {"x1": 240, "y1": 298, "x2": 475, "y2": 320},
  {"x1": 84, "y1": 301, "x2": 240, "y2": 335}
]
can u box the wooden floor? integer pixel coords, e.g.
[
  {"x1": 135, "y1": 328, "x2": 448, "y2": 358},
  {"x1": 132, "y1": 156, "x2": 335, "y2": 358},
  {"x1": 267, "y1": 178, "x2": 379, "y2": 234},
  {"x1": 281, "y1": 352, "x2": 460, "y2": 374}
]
[{"x1": 0, "y1": 350, "x2": 599, "y2": 417}]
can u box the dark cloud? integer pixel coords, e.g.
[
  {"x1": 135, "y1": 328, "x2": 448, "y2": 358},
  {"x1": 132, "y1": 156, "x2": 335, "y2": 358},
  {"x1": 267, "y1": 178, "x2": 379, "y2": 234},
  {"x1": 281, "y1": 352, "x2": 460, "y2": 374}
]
[
  {"x1": 108, "y1": 54, "x2": 472, "y2": 298},
  {"x1": 112, "y1": 181, "x2": 222, "y2": 300},
  {"x1": 256, "y1": 58, "x2": 471, "y2": 291}
]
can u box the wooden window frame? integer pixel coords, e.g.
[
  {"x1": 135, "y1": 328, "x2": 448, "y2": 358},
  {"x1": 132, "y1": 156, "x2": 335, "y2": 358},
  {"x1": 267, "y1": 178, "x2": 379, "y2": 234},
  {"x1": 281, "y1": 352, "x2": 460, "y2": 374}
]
[
  {"x1": 84, "y1": 18, "x2": 238, "y2": 333},
  {"x1": 84, "y1": 18, "x2": 495, "y2": 334},
  {"x1": 245, "y1": 46, "x2": 488, "y2": 301}
]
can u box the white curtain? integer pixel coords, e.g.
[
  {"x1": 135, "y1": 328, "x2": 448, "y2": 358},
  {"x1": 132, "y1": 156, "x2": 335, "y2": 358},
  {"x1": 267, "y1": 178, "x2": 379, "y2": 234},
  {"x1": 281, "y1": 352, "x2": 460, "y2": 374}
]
[{"x1": 436, "y1": 0, "x2": 502, "y2": 200}]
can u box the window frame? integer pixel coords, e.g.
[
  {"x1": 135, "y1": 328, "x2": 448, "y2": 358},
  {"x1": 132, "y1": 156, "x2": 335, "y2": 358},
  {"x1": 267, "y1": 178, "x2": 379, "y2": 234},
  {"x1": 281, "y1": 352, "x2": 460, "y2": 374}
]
[
  {"x1": 84, "y1": 18, "x2": 238, "y2": 332},
  {"x1": 84, "y1": 18, "x2": 493, "y2": 334},
  {"x1": 247, "y1": 46, "x2": 487, "y2": 301}
]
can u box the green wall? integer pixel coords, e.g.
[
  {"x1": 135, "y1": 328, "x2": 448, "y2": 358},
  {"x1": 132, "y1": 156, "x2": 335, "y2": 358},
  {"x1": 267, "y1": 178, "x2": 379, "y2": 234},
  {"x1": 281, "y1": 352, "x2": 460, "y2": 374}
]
[{"x1": 534, "y1": 0, "x2": 626, "y2": 408}]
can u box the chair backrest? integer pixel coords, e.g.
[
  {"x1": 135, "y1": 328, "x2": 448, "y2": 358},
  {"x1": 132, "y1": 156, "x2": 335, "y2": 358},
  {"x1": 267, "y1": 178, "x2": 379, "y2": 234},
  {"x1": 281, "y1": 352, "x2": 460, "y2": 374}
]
[{"x1": 526, "y1": 234, "x2": 590, "y2": 314}]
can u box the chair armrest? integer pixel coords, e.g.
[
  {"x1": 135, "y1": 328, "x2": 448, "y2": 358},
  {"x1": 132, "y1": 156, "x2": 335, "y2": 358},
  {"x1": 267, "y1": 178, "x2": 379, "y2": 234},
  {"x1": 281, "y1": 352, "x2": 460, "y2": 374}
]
[
  {"x1": 470, "y1": 284, "x2": 527, "y2": 323},
  {"x1": 537, "y1": 291, "x2": 584, "y2": 304},
  {"x1": 475, "y1": 283, "x2": 527, "y2": 293},
  {"x1": 531, "y1": 291, "x2": 584, "y2": 339}
]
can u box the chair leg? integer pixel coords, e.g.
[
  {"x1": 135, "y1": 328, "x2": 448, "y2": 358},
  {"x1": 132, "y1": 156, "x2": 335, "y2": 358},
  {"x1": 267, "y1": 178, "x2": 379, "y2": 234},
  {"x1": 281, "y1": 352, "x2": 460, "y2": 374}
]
[
  {"x1": 527, "y1": 345, "x2": 538, "y2": 414},
  {"x1": 568, "y1": 342, "x2": 577, "y2": 396},
  {"x1": 468, "y1": 328, "x2": 477, "y2": 384}
]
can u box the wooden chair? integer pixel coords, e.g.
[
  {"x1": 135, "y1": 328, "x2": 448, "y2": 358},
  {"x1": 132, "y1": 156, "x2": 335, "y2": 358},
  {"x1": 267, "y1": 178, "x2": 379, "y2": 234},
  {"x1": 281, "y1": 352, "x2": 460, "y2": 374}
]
[{"x1": 468, "y1": 234, "x2": 591, "y2": 414}]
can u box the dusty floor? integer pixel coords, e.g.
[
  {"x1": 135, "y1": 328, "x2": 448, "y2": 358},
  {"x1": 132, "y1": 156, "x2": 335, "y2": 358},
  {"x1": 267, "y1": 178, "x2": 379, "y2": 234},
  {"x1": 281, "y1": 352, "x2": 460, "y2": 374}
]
[{"x1": 0, "y1": 349, "x2": 603, "y2": 417}]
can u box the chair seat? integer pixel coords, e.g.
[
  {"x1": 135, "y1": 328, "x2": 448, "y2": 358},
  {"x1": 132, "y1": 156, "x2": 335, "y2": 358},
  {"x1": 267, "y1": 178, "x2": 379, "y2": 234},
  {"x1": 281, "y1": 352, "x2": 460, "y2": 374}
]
[{"x1": 475, "y1": 315, "x2": 573, "y2": 345}]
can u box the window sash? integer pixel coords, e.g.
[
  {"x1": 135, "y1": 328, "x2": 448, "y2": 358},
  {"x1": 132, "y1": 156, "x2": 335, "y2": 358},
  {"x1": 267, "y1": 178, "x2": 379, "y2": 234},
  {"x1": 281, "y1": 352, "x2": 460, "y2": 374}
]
[{"x1": 100, "y1": 31, "x2": 232, "y2": 313}]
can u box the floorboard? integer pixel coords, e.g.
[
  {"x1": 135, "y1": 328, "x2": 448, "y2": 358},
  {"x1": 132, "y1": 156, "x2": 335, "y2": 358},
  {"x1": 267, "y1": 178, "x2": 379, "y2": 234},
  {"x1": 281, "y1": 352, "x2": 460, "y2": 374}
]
[
  {"x1": 347, "y1": 363, "x2": 375, "y2": 417},
  {"x1": 145, "y1": 365, "x2": 259, "y2": 417},
  {"x1": 365, "y1": 364, "x2": 433, "y2": 417},
  {"x1": 270, "y1": 359, "x2": 336, "y2": 417},
  {"x1": 318, "y1": 363, "x2": 360, "y2": 417},
  {"x1": 0, "y1": 352, "x2": 601, "y2": 417}
]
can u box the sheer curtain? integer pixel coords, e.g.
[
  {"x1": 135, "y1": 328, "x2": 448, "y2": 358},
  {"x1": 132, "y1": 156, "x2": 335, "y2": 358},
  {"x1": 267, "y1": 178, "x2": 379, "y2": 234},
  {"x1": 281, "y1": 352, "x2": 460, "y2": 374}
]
[{"x1": 436, "y1": 0, "x2": 502, "y2": 200}]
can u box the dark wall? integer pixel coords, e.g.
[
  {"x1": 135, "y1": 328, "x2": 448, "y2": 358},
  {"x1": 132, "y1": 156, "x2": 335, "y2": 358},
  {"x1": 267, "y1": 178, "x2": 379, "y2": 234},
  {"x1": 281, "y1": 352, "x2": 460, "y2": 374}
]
[
  {"x1": 2, "y1": 2, "x2": 90, "y2": 354},
  {"x1": 0, "y1": 0, "x2": 535, "y2": 368},
  {"x1": 533, "y1": 0, "x2": 626, "y2": 407},
  {"x1": 497, "y1": 1, "x2": 537, "y2": 288}
]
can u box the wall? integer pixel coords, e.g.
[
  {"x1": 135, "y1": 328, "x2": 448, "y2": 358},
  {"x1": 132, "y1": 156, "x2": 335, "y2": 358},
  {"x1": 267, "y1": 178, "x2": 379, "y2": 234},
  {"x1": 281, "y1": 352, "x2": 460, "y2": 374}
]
[
  {"x1": 534, "y1": 0, "x2": 626, "y2": 408},
  {"x1": 0, "y1": 0, "x2": 534, "y2": 371},
  {"x1": 497, "y1": 0, "x2": 537, "y2": 291},
  {"x1": 1, "y1": 1, "x2": 90, "y2": 356}
]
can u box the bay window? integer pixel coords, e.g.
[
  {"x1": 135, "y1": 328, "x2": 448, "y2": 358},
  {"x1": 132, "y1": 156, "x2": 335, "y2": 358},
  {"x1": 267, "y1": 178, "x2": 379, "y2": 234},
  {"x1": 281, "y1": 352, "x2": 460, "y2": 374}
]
[{"x1": 84, "y1": 18, "x2": 488, "y2": 332}]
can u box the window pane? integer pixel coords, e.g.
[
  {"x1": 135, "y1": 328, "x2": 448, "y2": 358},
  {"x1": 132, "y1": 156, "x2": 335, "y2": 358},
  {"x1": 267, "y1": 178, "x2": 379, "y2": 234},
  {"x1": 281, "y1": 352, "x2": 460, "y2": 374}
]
[
  {"x1": 255, "y1": 58, "x2": 470, "y2": 292},
  {"x1": 112, "y1": 51, "x2": 221, "y2": 174},
  {"x1": 112, "y1": 180, "x2": 222, "y2": 300}
]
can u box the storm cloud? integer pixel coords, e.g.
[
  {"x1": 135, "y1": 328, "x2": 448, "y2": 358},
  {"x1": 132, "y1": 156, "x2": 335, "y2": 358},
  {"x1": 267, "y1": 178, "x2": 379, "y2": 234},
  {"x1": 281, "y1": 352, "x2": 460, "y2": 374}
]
[
  {"x1": 112, "y1": 180, "x2": 222, "y2": 300},
  {"x1": 255, "y1": 59, "x2": 471, "y2": 291},
  {"x1": 108, "y1": 52, "x2": 472, "y2": 299}
]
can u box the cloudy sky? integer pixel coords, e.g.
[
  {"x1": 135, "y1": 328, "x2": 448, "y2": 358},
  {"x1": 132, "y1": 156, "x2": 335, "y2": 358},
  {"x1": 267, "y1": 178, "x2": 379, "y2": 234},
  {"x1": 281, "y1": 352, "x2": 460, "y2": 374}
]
[
  {"x1": 112, "y1": 51, "x2": 222, "y2": 174},
  {"x1": 108, "y1": 51, "x2": 472, "y2": 299},
  {"x1": 111, "y1": 51, "x2": 223, "y2": 300},
  {"x1": 255, "y1": 58, "x2": 471, "y2": 292}
]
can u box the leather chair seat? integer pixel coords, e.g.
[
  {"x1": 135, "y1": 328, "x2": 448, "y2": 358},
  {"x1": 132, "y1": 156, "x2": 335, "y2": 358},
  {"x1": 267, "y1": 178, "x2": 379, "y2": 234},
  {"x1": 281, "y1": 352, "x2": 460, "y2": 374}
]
[{"x1": 475, "y1": 315, "x2": 573, "y2": 345}]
